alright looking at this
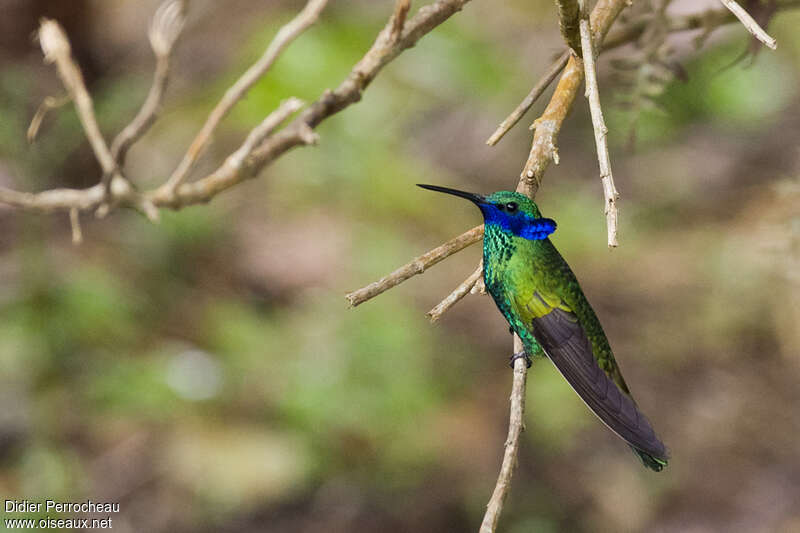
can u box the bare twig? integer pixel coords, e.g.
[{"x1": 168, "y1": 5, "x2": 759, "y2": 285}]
[
  {"x1": 346, "y1": 225, "x2": 483, "y2": 307},
  {"x1": 491, "y1": 0, "x2": 800, "y2": 148},
  {"x1": 2, "y1": 0, "x2": 475, "y2": 215},
  {"x1": 579, "y1": 1, "x2": 619, "y2": 247},
  {"x1": 486, "y1": 52, "x2": 569, "y2": 146},
  {"x1": 38, "y1": 19, "x2": 118, "y2": 188},
  {"x1": 427, "y1": 262, "x2": 483, "y2": 322},
  {"x1": 479, "y1": 335, "x2": 528, "y2": 533},
  {"x1": 27, "y1": 94, "x2": 70, "y2": 143},
  {"x1": 519, "y1": 0, "x2": 628, "y2": 197},
  {"x1": 151, "y1": 0, "x2": 476, "y2": 208},
  {"x1": 11, "y1": 0, "x2": 795, "y2": 218},
  {"x1": 391, "y1": 0, "x2": 412, "y2": 40},
  {"x1": 718, "y1": 0, "x2": 777, "y2": 49},
  {"x1": 69, "y1": 208, "x2": 83, "y2": 244},
  {"x1": 161, "y1": 0, "x2": 329, "y2": 194},
  {"x1": 0, "y1": 177, "x2": 131, "y2": 212},
  {"x1": 518, "y1": 59, "x2": 577, "y2": 191},
  {"x1": 471, "y1": 274, "x2": 486, "y2": 295},
  {"x1": 111, "y1": 0, "x2": 187, "y2": 166},
  {"x1": 225, "y1": 98, "x2": 307, "y2": 170},
  {"x1": 555, "y1": 0, "x2": 582, "y2": 54}
]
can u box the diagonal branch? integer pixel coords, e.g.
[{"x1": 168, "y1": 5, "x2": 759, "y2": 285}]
[
  {"x1": 27, "y1": 94, "x2": 70, "y2": 143},
  {"x1": 152, "y1": 0, "x2": 476, "y2": 207},
  {"x1": 346, "y1": 225, "x2": 483, "y2": 307},
  {"x1": 225, "y1": 98, "x2": 308, "y2": 170},
  {"x1": 11, "y1": 0, "x2": 794, "y2": 219},
  {"x1": 2, "y1": 0, "x2": 476, "y2": 216},
  {"x1": 486, "y1": 51, "x2": 569, "y2": 146},
  {"x1": 427, "y1": 261, "x2": 483, "y2": 322},
  {"x1": 718, "y1": 0, "x2": 777, "y2": 49},
  {"x1": 161, "y1": 0, "x2": 329, "y2": 194}
]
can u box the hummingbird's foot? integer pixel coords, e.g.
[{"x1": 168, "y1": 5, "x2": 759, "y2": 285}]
[{"x1": 509, "y1": 351, "x2": 532, "y2": 369}]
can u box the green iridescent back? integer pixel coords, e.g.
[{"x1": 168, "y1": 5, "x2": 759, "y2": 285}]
[{"x1": 481, "y1": 195, "x2": 629, "y2": 393}]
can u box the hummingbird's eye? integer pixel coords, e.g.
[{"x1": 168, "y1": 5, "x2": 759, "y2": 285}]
[{"x1": 506, "y1": 202, "x2": 518, "y2": 213}]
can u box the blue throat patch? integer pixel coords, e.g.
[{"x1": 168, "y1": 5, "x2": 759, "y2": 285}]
[{"x1": 481, "y1": 205, "x2": 557, "y2": 241}]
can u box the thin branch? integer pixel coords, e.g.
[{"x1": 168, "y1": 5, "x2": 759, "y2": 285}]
[
  {"x1": 161, "y1": 0, "x2": 329, "y2": 194},
  {"x1": 345, "y1": 225, "x2": 483, "y2": 307},
  {"x1": 69, "y1": 208, "x2": 83, "y2": 244},
  {"x1": 111, "y1": 0, "x2": 187, "y2": 166},
  {"x1": 391, "y1": 0, "x2": 412, "y2": 40},
  {"x1": 427, "y1": 262, "x2": 482, "y2": 322},
  {"x1": 11, "y1": 0, "x2": 795, "y2": 217},
  {"x1": 0, "y1": 177, "x2": 131, "y2": 213},
  {"x1": 479, "y1": 335, "x2": 528, "y2": 533},
  {"x1": 472, "y1": 274, "x2": 486, "y2": 295},
  {"x1": 518, "y1": 58, "x2": 577, "y2": 192},
  {"x1": 490, "y1": 0, "x2": 800, "y2": 148},
  {"x1": 225, "y1": 98, "x2": 308, "y2": 170},
  {"x1": 579, "y1": 1, "x2": 619, "y2": 247},
  {"x1": 38, "y1": 19, "x2": 118, "y2": 187},
  {"x1": 555, "y1": 0, "x2": 582, "y2": 54},
  {"x1": 151, "y1": 0, "x2": 476, "y2": 208},
  {"x1": 718, "y1": 0, "x2": 777, "y2": 49},
  {"x1": 486, "y1": 52, "x2": 569, "y2": 146},
  {"x1": 519, "y1": 0, "x2": 628, "y2": 197},
  {"x1": 27, "y1": 94, "x2": 70, "y2": 143},
  {"x1": 604, "y1": 5, "x2": 731, "y2": 49},
  {"x1": 601, "y1": 0, "x2": 798, "y2": 50},
  {"x1": 2, "y1": 0, "x2": 475, "y2": 215}
]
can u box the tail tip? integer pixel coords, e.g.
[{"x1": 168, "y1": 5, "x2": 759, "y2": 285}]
[{"x1": 633, "y1": 447, "x2": 668, "y2": 472}]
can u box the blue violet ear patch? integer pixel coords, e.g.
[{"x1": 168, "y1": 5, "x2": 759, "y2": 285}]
[
  {"x1": 480, "y1": 203, "x2": 557, "y2": 240},
  {"x1": 520, "y1": 217, "x2": 557, "y2": 240}
]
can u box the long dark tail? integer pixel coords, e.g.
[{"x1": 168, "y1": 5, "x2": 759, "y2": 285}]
[{"x1": 530, "y1": 308, "x2": 669, "y2": 471}]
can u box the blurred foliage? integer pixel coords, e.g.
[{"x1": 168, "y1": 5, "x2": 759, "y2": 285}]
[{"x1": 1, "y1": 1, "x2": 799, "y2": 532}]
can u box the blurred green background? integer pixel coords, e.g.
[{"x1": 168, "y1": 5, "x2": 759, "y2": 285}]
[{"x1": 1, "y1": 1, "x2": 798, "y2": 531}]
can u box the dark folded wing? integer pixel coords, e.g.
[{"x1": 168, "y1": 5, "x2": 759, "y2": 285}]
[{"x1": 531, "y1": 306, "x2": 667, "y2": 459}]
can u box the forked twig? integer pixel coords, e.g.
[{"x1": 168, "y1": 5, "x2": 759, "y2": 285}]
[
  {"x1": 161, "y1": 0, "x2": 329, "y2": 194},
  {"x1": 38, "y1": 19, "x2": 118, "y2": 191},
  {"x1": 111, "y1": 0, "x2": 187, "y2": 166}
]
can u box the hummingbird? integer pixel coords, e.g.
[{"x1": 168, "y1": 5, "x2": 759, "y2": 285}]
[{"x1": 418, "y1": 184, "x2": 668, "y2": 471}]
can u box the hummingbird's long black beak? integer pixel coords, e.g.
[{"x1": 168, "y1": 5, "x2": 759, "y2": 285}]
[{"x1": 417, "y1": 184, "x2": 486, "y2": 205}]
